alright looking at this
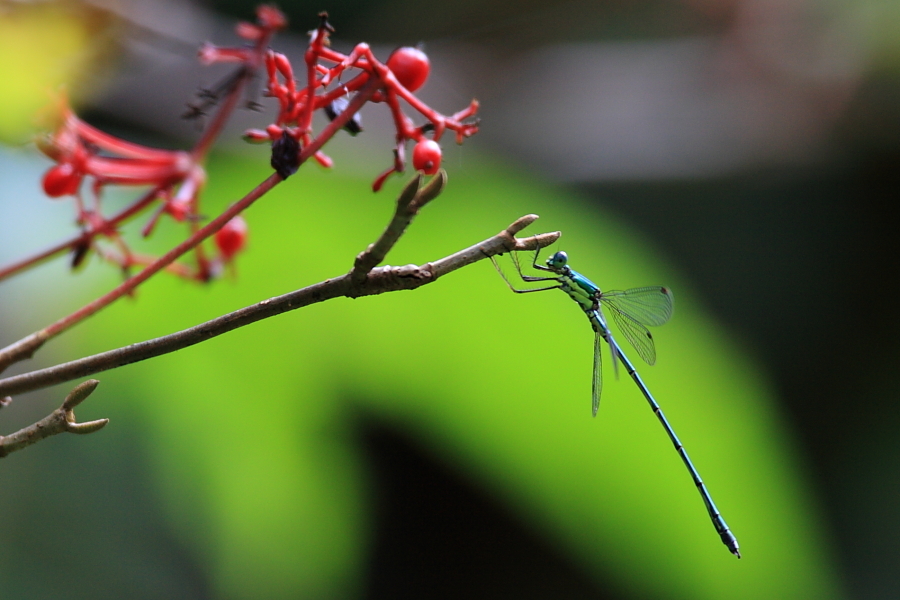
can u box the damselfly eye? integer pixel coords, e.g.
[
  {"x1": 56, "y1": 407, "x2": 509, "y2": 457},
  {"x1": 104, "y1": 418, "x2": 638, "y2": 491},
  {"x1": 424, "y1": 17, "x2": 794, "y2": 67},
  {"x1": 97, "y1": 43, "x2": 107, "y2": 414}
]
[{"x1": 547, "y1": 251, "x2": 568, "y2": 269}]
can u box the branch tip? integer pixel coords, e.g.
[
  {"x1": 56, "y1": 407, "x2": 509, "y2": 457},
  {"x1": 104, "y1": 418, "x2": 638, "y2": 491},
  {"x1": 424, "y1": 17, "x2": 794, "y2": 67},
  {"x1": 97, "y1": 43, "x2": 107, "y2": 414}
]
[
  {"x1": 413, "y1": 169, "x2": 447, "y2": 208},
  {"x1": 0, "y1": 380, "x2": 107, "y2": 457},
  {"x1": 397, "y1": 174, "x2": 422, "y2": 209},
  {"x1": 516, "y1": 231, "x2": 561, "y2": 251},
  {"x1": 66, "y1": 418, "x2": 110, "y2": 435},
  {"x1": 507, "y1": 214, "x2": 540, "y2": 236},
  {"x1": 63, "y1": 379, "x2": 100, "y2": 410}
]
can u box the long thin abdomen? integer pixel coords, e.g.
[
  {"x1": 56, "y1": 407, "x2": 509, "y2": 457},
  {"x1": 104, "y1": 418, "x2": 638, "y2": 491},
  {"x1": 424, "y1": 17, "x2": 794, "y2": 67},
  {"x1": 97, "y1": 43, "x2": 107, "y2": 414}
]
[{"x1": 613, "y1": 345, "x2": 741, "y2": 557}]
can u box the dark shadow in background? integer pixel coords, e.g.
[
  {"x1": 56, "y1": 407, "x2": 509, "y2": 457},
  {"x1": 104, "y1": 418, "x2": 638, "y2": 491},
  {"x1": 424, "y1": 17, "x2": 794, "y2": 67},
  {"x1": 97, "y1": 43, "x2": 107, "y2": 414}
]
[
  {"x1": 361, "y1": 421, "x2": 619, "y2": 600},
  {"x1": 0, "y1": 419, "x2": 211, "y2": 600}
]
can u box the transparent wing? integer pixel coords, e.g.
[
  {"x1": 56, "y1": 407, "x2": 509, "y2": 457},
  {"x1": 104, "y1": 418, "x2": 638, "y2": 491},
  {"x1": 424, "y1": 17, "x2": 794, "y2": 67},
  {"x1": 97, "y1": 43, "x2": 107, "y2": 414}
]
[
  {"x1": 601, "y1": 302, "x2": 658, "y2": 366},
  {"x1": 592, "y1": 329, "x2": 602, "y2": 417},
  {"x1": 601, "y1": 286, "x2": 673, "y2": 327}
]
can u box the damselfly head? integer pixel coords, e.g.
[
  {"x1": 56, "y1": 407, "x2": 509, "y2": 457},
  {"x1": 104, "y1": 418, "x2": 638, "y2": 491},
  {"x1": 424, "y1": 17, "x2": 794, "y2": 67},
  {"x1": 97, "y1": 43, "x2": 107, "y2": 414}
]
[{"x1": 547, "y1": 251, "x2": 568, "y2": 270}]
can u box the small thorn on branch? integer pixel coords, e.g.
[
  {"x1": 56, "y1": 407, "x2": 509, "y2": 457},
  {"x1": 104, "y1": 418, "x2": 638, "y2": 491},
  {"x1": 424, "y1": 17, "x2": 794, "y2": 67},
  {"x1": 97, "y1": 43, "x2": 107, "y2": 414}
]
[
  {"x1": 507, "y1": 214, "x2": 540, "y2": 237},
  {"x1": 413, "y1": 169, "x2": 446, "y2": 209}
]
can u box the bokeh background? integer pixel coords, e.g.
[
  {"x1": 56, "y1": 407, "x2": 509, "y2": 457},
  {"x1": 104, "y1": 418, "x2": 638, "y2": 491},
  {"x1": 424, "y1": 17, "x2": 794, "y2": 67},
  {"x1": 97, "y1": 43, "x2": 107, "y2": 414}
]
[{"x1": 1, "y1": 0, "x2": 898, "y2": 598}]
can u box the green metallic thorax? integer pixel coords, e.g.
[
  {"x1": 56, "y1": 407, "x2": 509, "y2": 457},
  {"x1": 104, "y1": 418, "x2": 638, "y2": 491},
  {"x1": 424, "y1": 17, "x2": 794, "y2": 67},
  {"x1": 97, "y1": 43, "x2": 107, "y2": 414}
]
[{"x1": 557, "y1": 269, "x2": 600, "y2": 311}]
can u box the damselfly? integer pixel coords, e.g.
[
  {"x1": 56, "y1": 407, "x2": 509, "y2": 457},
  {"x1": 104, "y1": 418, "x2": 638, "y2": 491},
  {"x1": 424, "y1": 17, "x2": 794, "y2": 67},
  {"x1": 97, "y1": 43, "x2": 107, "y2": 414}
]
[{"x1": 492, "y1": 247, "x2": 740, "y2": 558}]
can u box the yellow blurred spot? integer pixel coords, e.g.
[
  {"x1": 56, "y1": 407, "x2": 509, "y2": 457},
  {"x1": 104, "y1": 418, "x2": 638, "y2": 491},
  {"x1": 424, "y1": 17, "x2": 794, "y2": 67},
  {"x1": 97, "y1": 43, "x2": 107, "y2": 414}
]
[{"x1": 0, "y1": 3, "x2": 111, "y2": 143}]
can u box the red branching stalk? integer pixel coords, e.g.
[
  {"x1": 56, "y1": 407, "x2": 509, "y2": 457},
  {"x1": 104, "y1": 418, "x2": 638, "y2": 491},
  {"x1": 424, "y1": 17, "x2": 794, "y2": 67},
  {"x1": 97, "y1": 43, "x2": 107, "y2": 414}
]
[
  {"x1": 1, "y1": 6, "x2": 285, "y2": 283},
  {"x1": 0, "y1": 75, "x2": 382, "y2": 374},
  {"x1": 0, "y1": 7, "x2": 480, "y2": 374},
  {"x1": 243, "y1": 13, "x2": 479, "y2": 188}
]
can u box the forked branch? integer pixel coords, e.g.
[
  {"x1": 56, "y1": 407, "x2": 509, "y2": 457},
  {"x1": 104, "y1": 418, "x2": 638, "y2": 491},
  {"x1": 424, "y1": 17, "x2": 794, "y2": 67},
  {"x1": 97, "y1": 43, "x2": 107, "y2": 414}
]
[
  {"x1": 351, "y1": 170, "x2": 447, "y2": 283},
  {"x1": 0, "y1": 380, "x2": 108, "y2": 458}
]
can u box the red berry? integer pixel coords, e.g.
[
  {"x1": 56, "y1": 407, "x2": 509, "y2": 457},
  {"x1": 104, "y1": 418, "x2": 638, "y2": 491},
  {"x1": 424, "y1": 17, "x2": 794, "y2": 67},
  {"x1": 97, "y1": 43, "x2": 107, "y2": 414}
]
[
  {"x1": 412, "y1": 139, "x2": 441, "y2": 175},
  {"x1": 386, "y1": 47, "x2": 430, "y2": 92},
  {"x1": 42, "y1": 163, "x2": 81, "y2": 197},
  {"x1": 215, "y1": 215, "x2": 248, "y2": 262}
]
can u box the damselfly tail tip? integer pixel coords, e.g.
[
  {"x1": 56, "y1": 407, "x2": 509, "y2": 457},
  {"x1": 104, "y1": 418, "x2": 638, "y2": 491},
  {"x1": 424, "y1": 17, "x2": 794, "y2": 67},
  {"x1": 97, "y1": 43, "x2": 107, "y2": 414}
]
[{"x1": 722, "y1": 532, "x2": 741, "y2": 558}]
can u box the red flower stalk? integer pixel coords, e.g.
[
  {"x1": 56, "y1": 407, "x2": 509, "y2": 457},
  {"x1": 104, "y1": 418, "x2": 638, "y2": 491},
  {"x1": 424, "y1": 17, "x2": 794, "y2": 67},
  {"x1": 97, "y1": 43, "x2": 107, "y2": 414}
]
[
  {"x1": 38, "y1": 107, "x2": 197, "y2": 192},
  {"x1": 26, "y1": 5, "x2": 287, "y2": 282},
  {"x1": 242, "y1": 13, "x2": 480, "y2": 190},
  {"x1": 36, "y1": 103, "x2": 205, "y2": 253}
]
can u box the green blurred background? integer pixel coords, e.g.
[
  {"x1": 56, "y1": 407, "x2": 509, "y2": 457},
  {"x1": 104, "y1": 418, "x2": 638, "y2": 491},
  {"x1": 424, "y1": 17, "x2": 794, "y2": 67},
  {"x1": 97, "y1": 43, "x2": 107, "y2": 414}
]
[{"x1": 1, "y1": 0, "x2": 898, "y2": 598}]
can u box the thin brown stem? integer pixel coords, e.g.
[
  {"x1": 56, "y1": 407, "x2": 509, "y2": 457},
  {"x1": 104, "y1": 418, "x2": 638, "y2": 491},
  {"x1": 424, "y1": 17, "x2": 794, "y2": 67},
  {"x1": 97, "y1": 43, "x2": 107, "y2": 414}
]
[
  {"x1": 190, "y1": 66, "x2": 254, "y2": 161},
  {"x1": 0, "y1": 215, "x2": 559, "y2": 399},
  {"x1": 190, "y1": 23, "x2": 277, "y2": 160}
]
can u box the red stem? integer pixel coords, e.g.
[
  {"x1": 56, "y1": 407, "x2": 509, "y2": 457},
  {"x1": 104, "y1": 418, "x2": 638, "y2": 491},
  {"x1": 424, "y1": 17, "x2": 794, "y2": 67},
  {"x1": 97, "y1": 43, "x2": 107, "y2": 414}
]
[{"x1": 41, "y1": 172, "x2": 283, "y2": 340}]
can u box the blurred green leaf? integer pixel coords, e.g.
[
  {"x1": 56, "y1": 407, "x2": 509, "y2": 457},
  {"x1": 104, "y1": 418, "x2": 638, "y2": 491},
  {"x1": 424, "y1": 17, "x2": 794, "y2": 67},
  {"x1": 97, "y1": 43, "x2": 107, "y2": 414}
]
[{"x1": 69, "y1": 154, "x2": 842, "y2": 599}]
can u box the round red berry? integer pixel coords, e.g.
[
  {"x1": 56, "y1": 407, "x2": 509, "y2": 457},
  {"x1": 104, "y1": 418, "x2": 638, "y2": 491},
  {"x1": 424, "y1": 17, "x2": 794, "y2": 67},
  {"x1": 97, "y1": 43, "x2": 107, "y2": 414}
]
[
  {"x1": 215, "y1": 215, "x2": 248, "y2": 262},
  {"x1": 412, "y1": 139, "x2": 442, "y2": 175},
  {"x1": 387, "y1": 47, "x2": 430, "y2": 92},
  {"x1": 42, "y1": 163, "x2": 81, "y2": 197}
]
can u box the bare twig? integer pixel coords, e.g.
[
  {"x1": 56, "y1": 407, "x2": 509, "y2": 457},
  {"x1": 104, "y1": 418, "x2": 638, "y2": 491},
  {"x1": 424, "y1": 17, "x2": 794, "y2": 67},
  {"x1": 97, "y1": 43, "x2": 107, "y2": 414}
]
[
  {"x1": 0, "y1": 215, "x2": 559, "y2": 399},
  {"x1": 0, "y1": 380, "x2": 108, "y2": 458}
]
